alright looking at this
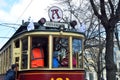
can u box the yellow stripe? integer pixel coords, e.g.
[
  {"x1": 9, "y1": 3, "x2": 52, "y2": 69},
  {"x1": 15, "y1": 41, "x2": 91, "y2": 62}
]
[{"x1": 20, "y1": 72, "x2": 84, "y2": 75}]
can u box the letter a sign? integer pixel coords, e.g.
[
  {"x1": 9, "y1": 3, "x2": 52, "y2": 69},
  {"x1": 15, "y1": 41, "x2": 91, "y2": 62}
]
[{"x1": 48, "y1": 6, "x2": 63, "y2": 22}]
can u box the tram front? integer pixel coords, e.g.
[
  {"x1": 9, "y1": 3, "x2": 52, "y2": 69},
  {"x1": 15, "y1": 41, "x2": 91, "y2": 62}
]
[{"x1": 13, "y1": 21, "x2": 85, "y2": 80}]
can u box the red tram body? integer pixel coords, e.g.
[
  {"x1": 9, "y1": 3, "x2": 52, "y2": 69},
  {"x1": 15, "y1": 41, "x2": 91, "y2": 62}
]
[{"x1": 18, "y1": 70, "x2": 85, "y2": 80}]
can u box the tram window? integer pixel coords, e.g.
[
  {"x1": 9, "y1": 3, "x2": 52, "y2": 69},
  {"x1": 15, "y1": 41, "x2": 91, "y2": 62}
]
[
  {"x1": 22, "y1": 53, "x2": 28, "y2": 69},
  {"x1": 0, "y1": 54, "x2": 1, "y2": 74},
  {"x1": 31, "y1": 37, "x2": 48, "y2": 68},
  {"x1": 53, "y1": 37, "x2": 69, "y2": 68},
  {"x1": 15, "y1": 57, "x2": 19, "y2": 62},
  {"x1": 9, "y1": 46, "x2": 12, "y2": 68},
  {"x1": 21, "y1": 38, "x2": 28, "y2": 69},
  {"x1": 14, "y1": 39, "x2": 20, "y2": 48},
  {"x1": 22, "y1": 38, "x2": 28, "y2": 51},
  {"x1": 72, "y1": 38, "x2": 82, "y2": 68}
]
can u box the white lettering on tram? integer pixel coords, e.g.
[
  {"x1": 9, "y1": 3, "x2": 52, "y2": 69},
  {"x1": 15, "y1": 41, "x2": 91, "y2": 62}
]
[{"x1": 44, "y1": 21, "x2": 68, "y2": 29}]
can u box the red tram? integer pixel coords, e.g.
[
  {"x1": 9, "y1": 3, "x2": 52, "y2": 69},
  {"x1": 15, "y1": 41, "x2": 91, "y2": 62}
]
[{"x1": 0, "y1": 18, "x2": 85, "y2": 80}]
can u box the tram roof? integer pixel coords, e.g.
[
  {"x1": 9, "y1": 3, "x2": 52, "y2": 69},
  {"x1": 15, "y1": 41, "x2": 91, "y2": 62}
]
[{"x1": 0, "y1": 21, "x2": 85, "y2": 51}]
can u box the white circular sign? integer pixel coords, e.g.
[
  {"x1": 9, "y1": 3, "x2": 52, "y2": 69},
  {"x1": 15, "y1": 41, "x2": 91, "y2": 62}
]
[{"x1": 48, "y1": 6, "x2": 63, "y2": 22}]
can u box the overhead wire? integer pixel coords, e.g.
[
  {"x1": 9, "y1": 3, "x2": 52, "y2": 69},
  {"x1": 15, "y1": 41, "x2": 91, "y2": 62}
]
[
  {"x1": 0, "y1": 23, "x2": 19, "y2": 30},
  {"x1": 0, "y1": 0, "x2": 33, "y2": 48},
  {"x1": 0, "y1": 0, "x2": 18, "y2": 46},
  {"x1": 16, "y1": 0, "x2": 33, "y2": 23}
]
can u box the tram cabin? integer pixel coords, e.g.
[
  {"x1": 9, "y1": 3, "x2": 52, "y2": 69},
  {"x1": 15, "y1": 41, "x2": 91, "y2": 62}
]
[{"x1": 0, "y1": 18, "x2": 85, "y2": 80}]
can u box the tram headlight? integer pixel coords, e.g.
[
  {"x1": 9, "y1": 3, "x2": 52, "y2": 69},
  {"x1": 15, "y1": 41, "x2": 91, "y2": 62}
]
[
  {"x1": 38, "y1": 18, "x2": 46, "y2": 26},
  {"x1": 70, "y1": 20, "x2": 77, "y2": 29}
]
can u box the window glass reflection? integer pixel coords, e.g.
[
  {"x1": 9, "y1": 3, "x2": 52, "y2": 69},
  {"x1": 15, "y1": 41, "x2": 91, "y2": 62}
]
[
  {"x1": 53, "y1": 37, "x2": 69, "y2": 68},
  {"x1": 72, "y1": 38, "x2": 82, "y2": 68}
]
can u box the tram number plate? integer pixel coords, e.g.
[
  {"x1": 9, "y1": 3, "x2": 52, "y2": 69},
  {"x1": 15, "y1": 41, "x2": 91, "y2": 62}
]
[{"x1": 51, "y1": 77, "x2": 69, "y2": 80}]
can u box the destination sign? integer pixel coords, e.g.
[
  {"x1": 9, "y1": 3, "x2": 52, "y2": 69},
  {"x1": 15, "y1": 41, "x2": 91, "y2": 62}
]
[{"x1": 44, "y1": 21, "x2": 68, "y2": 29}]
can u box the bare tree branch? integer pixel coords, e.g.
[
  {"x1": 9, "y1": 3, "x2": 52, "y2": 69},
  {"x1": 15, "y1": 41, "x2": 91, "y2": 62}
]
[
  {"x1": 108, "y1": 0, "x2": 115, "y2": 17},
  {"x1": 89, "y1": 0, "x2": 101, "y2": 19},
  {"x1": 116, "y1": 0, "x2": 120, "y2": 14},
  {"x1": 115, "y1": 0, "x2": 120, "y2": 20},
  {"x1": 100, "y1": 0, "x2": 106, "y2": 16}
]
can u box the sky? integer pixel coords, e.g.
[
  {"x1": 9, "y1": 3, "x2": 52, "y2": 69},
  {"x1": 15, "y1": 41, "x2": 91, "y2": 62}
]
[{"x1": 0, "y1": 0, "x2": 58, "y2": 48}]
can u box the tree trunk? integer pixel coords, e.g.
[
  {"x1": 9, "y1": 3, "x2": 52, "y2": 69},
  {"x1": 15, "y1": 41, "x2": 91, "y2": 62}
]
[
  {"x1": 105, "y1": 27, "x2": 117, "y2": 80},
  {"x1": 97, "y1": 50, "x2": 101, "y2": 80},
  {"x1": 97, "y1": 66, "x2": 101, "y2": 80}
]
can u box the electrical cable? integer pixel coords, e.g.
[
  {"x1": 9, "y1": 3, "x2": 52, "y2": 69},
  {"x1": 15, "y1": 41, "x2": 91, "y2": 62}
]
[
  {"x1": 0, "y1": 0, "x2": 33, "y2": 48},
  {"x1": 16, "y1": 0, "x2": 33, "y2": 23}
]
